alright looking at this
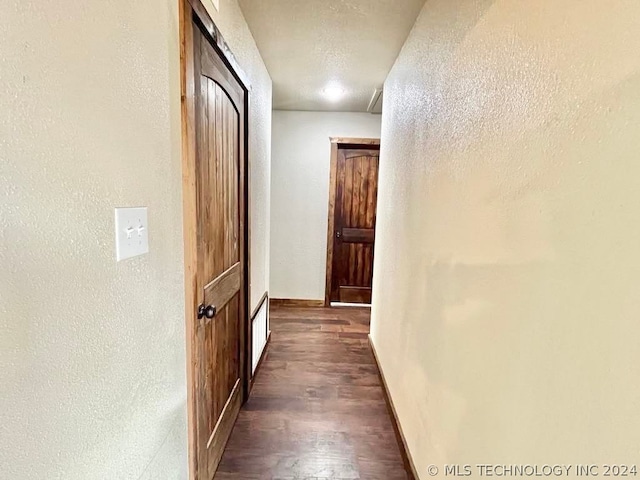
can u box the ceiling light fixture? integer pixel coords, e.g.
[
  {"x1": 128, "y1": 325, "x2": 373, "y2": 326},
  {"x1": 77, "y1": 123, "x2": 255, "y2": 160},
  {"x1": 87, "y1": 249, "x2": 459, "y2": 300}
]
[{"x1": 322, "y1": 85, "x2": 345, "y2": 102}]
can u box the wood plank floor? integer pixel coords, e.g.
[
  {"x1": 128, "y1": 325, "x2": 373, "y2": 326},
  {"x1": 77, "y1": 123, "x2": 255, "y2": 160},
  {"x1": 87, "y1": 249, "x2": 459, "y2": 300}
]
[{"x1": 214, "y1": 305, "x2": 410, "y2": 480}]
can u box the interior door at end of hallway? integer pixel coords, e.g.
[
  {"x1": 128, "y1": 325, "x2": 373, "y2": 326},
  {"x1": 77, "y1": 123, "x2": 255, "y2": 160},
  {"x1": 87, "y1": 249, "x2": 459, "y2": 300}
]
[{"x1": 330, "y1": 145, "x2": 380, "y2": 304}]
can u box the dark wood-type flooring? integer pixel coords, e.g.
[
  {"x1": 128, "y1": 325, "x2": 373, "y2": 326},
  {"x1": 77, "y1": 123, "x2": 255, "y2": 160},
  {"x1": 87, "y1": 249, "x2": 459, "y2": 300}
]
[{"x1": 214, "y1": 305, "x2": 410, "y2": 480}]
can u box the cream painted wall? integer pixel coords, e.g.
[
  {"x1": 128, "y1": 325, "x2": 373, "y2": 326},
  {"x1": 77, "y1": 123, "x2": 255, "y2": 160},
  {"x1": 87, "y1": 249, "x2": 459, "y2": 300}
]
[
  {"x1": 371, "y1": 0, "x2": 640, "y2": 477},
  {"x1": 0, "y1": 0, "x2": 270, "y2": 478},
  {"x1": 270, "y1": 110, "x2": 381, "y2": 300}
]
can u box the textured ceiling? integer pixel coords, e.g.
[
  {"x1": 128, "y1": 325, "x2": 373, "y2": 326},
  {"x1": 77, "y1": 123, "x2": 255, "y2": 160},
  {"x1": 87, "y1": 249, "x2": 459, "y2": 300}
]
[{"x1": 238, "y1": 0, "x2": 426, "y2": 112}]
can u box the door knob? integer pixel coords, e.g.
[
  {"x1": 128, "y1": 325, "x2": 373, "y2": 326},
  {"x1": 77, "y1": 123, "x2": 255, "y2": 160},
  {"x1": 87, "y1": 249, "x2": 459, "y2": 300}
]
[
  {"x1": 197, "y1": 304, "x2": 217, "y2": 320},
  {"x1": 336, "y1": 230, "x2": 342, "y2": 238}
]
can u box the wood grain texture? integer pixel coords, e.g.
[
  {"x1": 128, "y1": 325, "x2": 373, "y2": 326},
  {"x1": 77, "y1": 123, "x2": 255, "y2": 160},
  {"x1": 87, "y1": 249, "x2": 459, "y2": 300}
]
[
  {"x1": 207, "y1": 380, "x2": 242, "y2": 469},
  {"x1": 179, "y1": 2, "x2": 199, "y2": 477},
  {"x1": 195, "y1": 28, "x2": 245, "y2": 478},
  {"x1": 214, "y1": 306, "x2": 411, "y2": 480},
  {"x1": 181, "y1": 1, "x2": 250, "y2": 477},
  {"x1": 339, "y1": 286, "x2": 372, "y2": 304},
  {"x1": 204, "y1": 262, "x2": 241, "y2": 313},
  {"x1": 325, "y1": 140, "x2": 380, "y2": 306},
  {"x1": 369, "y1": 336, "x2": 418, "y2": 480},
  {"x1": 270, "y1": 298, "x2": 325, "y2": 308},
  {"x1": 342, "y1": 227, "x2": 375, "y2": 244},
  {"x1": 326, "y1": 143, "x2": 380, "y2": 304}
]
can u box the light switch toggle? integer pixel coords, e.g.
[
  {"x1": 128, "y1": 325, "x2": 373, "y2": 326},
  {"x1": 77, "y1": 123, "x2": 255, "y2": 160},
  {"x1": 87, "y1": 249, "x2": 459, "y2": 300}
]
[{"x1": 115, "y1": 207, "x2": 149, "y2": 261}]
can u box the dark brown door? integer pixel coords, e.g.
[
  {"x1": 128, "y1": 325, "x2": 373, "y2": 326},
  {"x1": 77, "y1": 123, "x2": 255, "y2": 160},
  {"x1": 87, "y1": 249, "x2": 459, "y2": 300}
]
[
  {"x1": 193, "y1": 20, "x2": 246, "y2": 479},
  {"x1": 329, "y1": 145, "x2": 380, "y2": 304}
]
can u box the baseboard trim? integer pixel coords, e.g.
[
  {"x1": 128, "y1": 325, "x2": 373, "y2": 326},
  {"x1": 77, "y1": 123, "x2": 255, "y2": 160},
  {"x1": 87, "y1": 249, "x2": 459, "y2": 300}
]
[
  {"x1": 369, "y1": 335, "x2": 419, "y2": 480},
  {"x1": 250, "y1": 331, "x2": 271, "y2": 390},
  {"x1": 269, "y1": 298, "x2": 325, "y2": 308}
]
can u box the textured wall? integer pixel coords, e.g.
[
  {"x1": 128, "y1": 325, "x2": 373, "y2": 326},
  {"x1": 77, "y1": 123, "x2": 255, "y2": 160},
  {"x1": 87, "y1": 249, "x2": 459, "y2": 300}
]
[
  {"x1": 270, "y1": 111, "x2": 381, "y2": 300},
  {"x1": 0, "y1": 0, "x2": 271, "y2": 478},
  {"x1": 371, "y1": 0, "x2": 640, "y2": 477}
]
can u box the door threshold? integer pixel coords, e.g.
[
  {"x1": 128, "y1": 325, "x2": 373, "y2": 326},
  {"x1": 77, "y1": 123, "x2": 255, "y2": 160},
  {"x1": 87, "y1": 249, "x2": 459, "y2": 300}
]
[{"x1": 330, "y1": 302, "x2": 372, "y2": 308}]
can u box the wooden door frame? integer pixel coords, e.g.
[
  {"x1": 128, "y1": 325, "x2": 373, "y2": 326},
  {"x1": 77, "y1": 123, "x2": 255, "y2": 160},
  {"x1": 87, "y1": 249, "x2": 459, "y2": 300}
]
[
  {"x1": 324, "y1": 137, "x2": 380, "y2": 307},
  {"x1": 180, "y1": 0, "x2": 252, "y2": 478}
]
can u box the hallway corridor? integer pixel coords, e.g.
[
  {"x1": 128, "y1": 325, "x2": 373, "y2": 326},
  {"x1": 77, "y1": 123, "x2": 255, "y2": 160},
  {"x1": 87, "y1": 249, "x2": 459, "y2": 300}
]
[{"x1": 214, "y1": 306, "x2": 410, "y2": 479}]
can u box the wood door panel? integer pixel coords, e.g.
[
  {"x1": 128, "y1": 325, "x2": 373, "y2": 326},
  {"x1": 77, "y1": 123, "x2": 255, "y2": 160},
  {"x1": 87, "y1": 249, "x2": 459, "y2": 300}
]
[
  {"x1": 204, "y1": 262, "x2": 241, "y2": 312},
  {"x1": 207, "y1": 380, "x2": 241, "y2": 469},
  {"x1": 365, "y1": 160, "x2": 377, "y2": 227},
  {"x1": 200, "y1": 78, "x2": 238, "y2": 283},
  {"x1": 339, "y1": 286, "x2": 373, "y2": 304},
  {"x1": 192, "y1": 21, "x2": 245, "y2": 479},
  {"x1": 329, "y1": 146, "x2": 380, "y2": 304},
  {"x1": 224, "y1": 295, "x2": 240, "y2": 393},
  {"x1": 203, "y1": 318, "x2": 215, "y2": 432},
  {"x1": 362, "y1": 245, "x2": 373, "y2": 288},
  {"x1": 341, "y1": 228, "x2": 374, "y2": 244},
  {"x1": 210, "y1": 297, "x2": 240, "y2": 422},
  {"x1": 201, "y1": 43, "x2": 244, "y2": 109},
  {"x1": 357, "y1": 157, "x2": 367, "y2": 226}
]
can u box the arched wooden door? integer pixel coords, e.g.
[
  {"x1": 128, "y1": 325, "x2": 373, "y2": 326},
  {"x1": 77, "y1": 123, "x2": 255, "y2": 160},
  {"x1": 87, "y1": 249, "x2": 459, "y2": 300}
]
[
  {"x1": 184, "y1": 6, "x2": 249, "y2": 478},
  {"x1": 326, "y1": 140, "x2": 380, "y2": 305}
]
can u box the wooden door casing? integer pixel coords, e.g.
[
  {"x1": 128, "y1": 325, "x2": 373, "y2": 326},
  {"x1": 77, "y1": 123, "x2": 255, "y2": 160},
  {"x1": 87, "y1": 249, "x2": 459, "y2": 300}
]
[
  {"x1": 182, "y1": 3, "x2": 250, "y2": 478},
  {"x1": 326, "y1": 141, "x2": 380, "y2": 305}
]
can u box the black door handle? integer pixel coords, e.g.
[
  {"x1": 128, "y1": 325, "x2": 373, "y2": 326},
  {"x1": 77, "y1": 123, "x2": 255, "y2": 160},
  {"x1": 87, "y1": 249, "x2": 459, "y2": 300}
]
[{"x1": 197, "y1": 304, "x2": 217, "y2": 320}]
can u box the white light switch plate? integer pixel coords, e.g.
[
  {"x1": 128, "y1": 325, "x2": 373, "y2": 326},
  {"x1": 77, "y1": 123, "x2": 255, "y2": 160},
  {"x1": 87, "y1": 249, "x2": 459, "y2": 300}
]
[{"x1": 115, "y1": 207, "x2": 149, "y2": 261}]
